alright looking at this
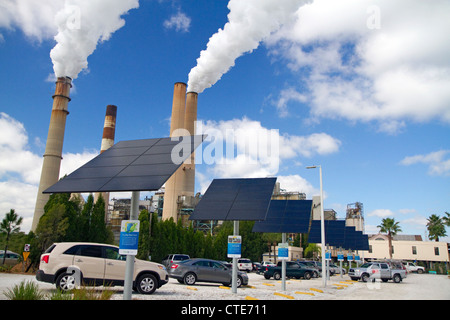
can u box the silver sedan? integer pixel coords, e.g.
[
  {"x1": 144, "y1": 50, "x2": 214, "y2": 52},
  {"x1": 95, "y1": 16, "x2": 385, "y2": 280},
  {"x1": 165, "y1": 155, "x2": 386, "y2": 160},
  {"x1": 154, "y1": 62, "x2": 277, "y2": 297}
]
[{"x1": 168, "y1": 258, "x2": 249, "y2": 287}]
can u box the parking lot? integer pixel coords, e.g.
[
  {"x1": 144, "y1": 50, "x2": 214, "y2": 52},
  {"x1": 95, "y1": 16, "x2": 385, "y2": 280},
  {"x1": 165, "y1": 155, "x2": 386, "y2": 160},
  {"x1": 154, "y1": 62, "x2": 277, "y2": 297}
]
[{"x1": 1, "y1": 272, "x2": 449, "y2": 300}]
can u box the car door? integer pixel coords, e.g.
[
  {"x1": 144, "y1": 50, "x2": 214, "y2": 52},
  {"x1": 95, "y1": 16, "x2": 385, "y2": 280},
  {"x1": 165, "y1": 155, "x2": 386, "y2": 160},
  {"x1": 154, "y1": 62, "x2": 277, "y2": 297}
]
[
  {"x1": 192, "y1": 260, "x2": 214, "y2": 282},
  {"x1": 73, "y1": 245, "x2": 105, "y2": 284},
  {"x1": 104, "y1": 246, "x2": 127, "y2": 285},
  {"x1": 211, "y1": 261, "x2": 231, "y2": 283},
  {"x1": 380, "y1": 263, "x2": 390, "y2": 278}
]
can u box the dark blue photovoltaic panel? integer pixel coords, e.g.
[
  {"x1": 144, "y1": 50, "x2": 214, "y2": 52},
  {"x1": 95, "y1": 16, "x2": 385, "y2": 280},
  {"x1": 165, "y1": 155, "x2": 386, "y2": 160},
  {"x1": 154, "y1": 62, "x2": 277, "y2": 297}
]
[
  {"x1": 189, "y1": 178, "x2": 277, "y2": 221},
  {"x1": 343, "y1": 226, "x2": 357, "y2": 250},
  {"x1": 252, "y1": 200, "x2": 312, "y2": 233},
  {"x1": 44, "y1": 135, "x2": 205, "y2": 193},
  {"x1": 308, "y1": 220, "x2": 346, "y2": 247}
]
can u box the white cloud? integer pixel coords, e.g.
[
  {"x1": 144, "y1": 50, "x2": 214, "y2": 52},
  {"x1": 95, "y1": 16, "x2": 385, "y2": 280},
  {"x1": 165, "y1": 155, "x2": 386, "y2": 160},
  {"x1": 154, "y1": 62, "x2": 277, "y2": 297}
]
[
  {"x1": 197, "y1": 117, "x2": 340, "y2": 179},
  {"x1": 266, "y1": 0, "x2": 450, "y2": 133},
  {"x1": 163, "y1": 11, "x2": 191, "y2": 33},
  {"x1": 0, "y1": 0, "x2": 61, "y2": 42},
  {"x1": 196, "y1": 117, "x2": 338, "y2": 198},
  {"x1": 400, "y1": 150, "x2": 450, "y2": 176},
  {"x1": 0, "y1": 113, "x2": 98, "y2": 232},
  {"x1": 368, "y1": 209, "x2": 395, "y2": 218}
]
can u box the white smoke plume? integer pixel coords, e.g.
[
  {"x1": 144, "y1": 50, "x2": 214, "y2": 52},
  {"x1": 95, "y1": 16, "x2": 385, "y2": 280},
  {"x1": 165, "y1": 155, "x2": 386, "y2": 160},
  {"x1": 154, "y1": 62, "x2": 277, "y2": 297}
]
[
  {"x1": 187, "y1": 0, "x2": 310, "y2": 93},
  {"x1": 0, "y1": 0, "x2": 138, "y2": 80},
  {"x1": 51, "y1": 0, "x2": 139, "y2": 79}
]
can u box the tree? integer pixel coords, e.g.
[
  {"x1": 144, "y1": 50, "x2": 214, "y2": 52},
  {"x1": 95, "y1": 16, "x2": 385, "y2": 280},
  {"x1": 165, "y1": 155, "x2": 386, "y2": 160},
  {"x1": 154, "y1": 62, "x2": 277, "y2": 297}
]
[
  {"x1": 377, "y1": 217, "x2": 402, "y2": 259},
  {"x1": 304, "y1": 243, "x2": 320, "y2": 259},
  {"x1": 1, "y1": 209, "x2": 23, "y2": 265},
  {"x1": 443, "y1": 212, "x2": 450, "y2": 227},
  {"x1": 427, "y1": 214, "x2": 447, "y2": 242},
  {"x1": 35, "y1": 204, "x2": 69, "y2": 252}
]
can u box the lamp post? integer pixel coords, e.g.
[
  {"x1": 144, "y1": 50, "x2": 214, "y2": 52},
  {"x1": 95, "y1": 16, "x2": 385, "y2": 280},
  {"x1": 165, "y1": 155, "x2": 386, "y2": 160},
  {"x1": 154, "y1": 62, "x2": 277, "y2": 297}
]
[{"x1": 306, "y1": 165, "x2": 327, "y2": 287}]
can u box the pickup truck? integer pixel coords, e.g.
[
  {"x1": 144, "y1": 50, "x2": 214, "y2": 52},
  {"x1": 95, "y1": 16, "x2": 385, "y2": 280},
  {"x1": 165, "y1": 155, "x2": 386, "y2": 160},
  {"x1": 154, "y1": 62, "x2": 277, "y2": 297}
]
[
  {"x1": 402, "y1": 261, "x2": 425, "y2": 274},
  {"x1": 349, "y1": 261, "x2": 407, "y2": 283},
  {"x1": 263, "y1": 261, "x2": 315, "y2": 280}
]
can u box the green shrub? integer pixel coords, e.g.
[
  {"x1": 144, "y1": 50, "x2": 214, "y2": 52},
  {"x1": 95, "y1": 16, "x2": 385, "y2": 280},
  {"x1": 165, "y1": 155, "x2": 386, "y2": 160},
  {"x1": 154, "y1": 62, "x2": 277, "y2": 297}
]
[{"x1": 3, "y1": 280, "x2": 45, "y2": 300}]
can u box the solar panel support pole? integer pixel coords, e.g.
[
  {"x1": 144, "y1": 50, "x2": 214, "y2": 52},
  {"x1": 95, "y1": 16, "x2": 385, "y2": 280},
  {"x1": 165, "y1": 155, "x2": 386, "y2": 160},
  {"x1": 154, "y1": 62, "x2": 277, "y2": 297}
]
[
  {"x1": 232, "y1": 220, "x2": 239, "y2": 294},
  {"x1": 123, "y1": 191, "x2": 140, "y2": 300},
  {"x1": 281, "y1": 233, "x2": 286, "y2": 291}
]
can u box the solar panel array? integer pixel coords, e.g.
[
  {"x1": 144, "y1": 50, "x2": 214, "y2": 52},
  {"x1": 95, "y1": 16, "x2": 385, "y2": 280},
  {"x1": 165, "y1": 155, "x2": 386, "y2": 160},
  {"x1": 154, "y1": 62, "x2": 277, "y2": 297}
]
[
  {"x1": 252, "y1": 200, "x2": 312, "y2": 233},
  {"x1": 189, "y1": 177, "x2": 277, "y2": 221},
  {"x1": 308, "y1": 220, "x2": 369, "y2": 251},
  {"x1": 44, "y1": 135, "x2": 205, "y2": 193}
]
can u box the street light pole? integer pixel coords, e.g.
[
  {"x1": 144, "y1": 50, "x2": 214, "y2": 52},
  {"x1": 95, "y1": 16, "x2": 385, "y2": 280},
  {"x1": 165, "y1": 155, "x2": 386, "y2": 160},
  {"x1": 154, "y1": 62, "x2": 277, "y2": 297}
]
[{"x1": 307, "y1": 165, "x2": 327, "y2": 287}]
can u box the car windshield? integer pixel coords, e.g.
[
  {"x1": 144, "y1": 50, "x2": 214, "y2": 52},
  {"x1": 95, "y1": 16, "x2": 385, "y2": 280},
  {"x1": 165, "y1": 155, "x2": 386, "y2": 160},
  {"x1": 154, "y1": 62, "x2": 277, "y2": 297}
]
[{"x1": 360, "y1": 263, "x2": 372, "y2": 268}]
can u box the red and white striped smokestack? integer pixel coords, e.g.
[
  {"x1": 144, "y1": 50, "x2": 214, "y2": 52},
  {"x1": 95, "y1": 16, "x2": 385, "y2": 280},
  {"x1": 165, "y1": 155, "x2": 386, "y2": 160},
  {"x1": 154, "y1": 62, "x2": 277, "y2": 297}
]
[
  {"x1": 162, "y1": 82, "x2": 187, "y2": 221},
  {"x1": 95, "y1": 105, "x2": 117, "y2": 207},
  {"x1": 32, "y1": 76, "x2": 72, "y2": 231},
  {"x1": 100, "y1": 105, "x2": 117, "y2": 153}
]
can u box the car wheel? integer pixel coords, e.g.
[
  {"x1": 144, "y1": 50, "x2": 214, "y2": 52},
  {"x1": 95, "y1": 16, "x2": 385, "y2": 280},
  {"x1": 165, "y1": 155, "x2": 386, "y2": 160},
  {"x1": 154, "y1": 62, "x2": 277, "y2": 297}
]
[
  {"x1": 183, "y1": 272, "x2": 197, "y2": 285},
  {"x1": 273, "y1": 272, "x2": 281, "y2": 280},
  {"x1": 56, "y1": 272, "x2": 77, "y2": 292},
  {"x1": 237, "y1": 276, "x2": 243, "y2": 287},
  {"x1": 264, "y1": 274, "x2": 271, "y2": 279},
  {"x1": 304, "y1": 272, "x2": 312, "y2": 280},
  {"x1": 136, "y1": 274, "x2": 157, "y2": 294},
  {"x1": 361, "y1": 273, "x2": 370, "y2": 282},
  {"x1": 393, "y1": 274, "x2": 401, "y2": 283},
  {"x1": 417, "y1": 269, "x2": 423, "y2": 274}
]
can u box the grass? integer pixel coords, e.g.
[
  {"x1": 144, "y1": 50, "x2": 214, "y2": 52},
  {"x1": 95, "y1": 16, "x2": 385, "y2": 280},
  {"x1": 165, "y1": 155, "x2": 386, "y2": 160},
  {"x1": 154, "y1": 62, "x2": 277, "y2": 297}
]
[
  {"x1": 3, "y1": 280, "x2": 45, "y2": 300},
  {"x1": 4, "y1": 280, "x2": 115, "y2": 300}
]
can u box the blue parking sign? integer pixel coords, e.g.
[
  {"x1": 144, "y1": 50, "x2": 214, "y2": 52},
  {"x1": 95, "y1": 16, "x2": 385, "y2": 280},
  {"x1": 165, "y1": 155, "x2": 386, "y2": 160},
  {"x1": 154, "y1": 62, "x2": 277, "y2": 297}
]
[
  {"x1": 119, "y1": 220, "x2": 140, "y2": 255},
  {"x1": 227, "y1": 236, "x2": 241, "y2": 258}
]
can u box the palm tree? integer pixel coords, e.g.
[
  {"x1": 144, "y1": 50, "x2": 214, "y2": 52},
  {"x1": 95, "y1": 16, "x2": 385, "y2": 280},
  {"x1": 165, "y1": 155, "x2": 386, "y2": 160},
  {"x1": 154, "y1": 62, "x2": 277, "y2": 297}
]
[
  {"x1": 1, "y1": 209, "x2": 23, "y2": 265},
  {"x1": 377, "y1": 217, "x2": 402, "y2": 259},
  {"x1": 443, "y1": 212, "x2": 450, "y2": 227},
  {"x1": 426, "y1": 214, "x2": 447, "y2": 242}
]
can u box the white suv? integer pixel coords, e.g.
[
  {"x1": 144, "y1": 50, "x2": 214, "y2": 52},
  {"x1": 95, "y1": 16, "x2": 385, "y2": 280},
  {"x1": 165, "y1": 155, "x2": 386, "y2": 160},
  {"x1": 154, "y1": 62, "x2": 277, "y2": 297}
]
[
  {"x1": 36, "y1": 242, "x2": 168, "y2": 294},
  {"x1": 237, "y1": 258, "x2": 253, "y2": 272}
]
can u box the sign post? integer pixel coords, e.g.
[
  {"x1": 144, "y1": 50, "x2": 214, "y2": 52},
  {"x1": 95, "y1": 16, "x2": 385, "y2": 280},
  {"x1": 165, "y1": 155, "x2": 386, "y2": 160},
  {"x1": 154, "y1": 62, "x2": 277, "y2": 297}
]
[
  {"x1": 338, "y1": 250, "x2": 344, "y2": 278},
  {"x1": 122, "y1": 191, "x2": 140, "y2": 300},
  {"x1": 229, "y1": 222, "x2": 241, "y2": 294},
  {"x1": 278, "y1": 235, "x2": 288, "y2": 291},
  {"x1": 22, "y1": 244, "x2": 30, "y2": 272}
]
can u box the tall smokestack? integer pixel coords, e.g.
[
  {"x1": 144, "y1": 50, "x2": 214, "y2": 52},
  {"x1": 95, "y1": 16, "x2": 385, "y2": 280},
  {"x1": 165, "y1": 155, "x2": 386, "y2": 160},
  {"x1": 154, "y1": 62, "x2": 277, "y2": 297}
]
[
  {"x1": 31, "y1": 76, "x2": 72, "y2": 231},
  {"x1": 182, "y1": 92, "x2": 198, "y2": 196},
  {"x1": 162, "y1": 82, "x2": 187, "y2": 221},
  {"x1": 95, "y1": 105, "x2": 117, "y2": 208}
]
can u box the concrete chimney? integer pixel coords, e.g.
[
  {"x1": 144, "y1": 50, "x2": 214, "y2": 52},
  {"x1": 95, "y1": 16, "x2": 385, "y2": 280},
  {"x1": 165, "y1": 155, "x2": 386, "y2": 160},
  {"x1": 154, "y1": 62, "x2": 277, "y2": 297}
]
[
  {"x1": 32, "y1": 76, "x2": 72, "y2": 231},
  {"x1": 182, "y1": 91, "x2": 198, "y2": 196},
  {"x1": 162, "y1": 82, "x2": 187, "y2": 221},
  {"x1": 95, "y1": 105, "x2": 117, "y2": 208}
]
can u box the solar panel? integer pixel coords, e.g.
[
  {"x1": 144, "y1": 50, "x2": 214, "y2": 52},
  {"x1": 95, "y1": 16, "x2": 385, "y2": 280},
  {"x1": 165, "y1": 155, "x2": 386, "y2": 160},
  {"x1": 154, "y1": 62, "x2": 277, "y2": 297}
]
[
  {"x1": 44, "y1": 135, "x2": 205, "y2": 193},
  {"x1": 189, "y1": 177, "x2": 276, "y2": 221},
  {"x1": 252, "y1": 200, "x2": 312, "y2": 233},
  {"x1": 308, "y1": 220, "x2": 346, "y2": 247}
]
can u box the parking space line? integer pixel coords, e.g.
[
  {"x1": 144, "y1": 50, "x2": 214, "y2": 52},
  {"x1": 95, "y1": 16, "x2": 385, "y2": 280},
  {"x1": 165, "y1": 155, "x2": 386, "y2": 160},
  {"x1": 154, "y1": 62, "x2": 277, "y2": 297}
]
[{"x1": 274, "y1": 292, "x2": 295, "y2": 299}]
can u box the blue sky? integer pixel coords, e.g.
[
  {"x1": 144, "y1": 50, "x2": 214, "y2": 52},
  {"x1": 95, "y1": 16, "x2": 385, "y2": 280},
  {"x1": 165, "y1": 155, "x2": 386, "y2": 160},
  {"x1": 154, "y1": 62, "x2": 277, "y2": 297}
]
[{"x1": 0, "y1": 0, "x2": 449, "y2": 238}]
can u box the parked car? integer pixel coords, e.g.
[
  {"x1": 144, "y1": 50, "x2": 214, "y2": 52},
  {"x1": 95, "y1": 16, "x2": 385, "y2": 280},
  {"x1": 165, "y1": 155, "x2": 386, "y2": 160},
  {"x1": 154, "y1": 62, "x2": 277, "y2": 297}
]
[
  {"x1": 303, "y1": 260, "x2": 336, "y2": 276},
  {"x1": 297, "y1": 261, "x2": 320, "y2": 278},
  {"x1": 0, "y1": 250, "x2": 20, "y2": 267},
  {"x1": 329, "y1": 263, "x2": 346, "y2": 274},
  {"x1": 402, "y1": 261, "x2": 425, "y2": 274},
  {"x1": 36, "y1": 242, "x2": 169, "y2": 294},
  {"x1": 162, "y1": 254, "x2": 190, "y2": 269},
  {"x1": 168, "y1": 258, "x2": 249, "y2": 287},
  {"x1": 348, "y1": 261, "x2": 407, "y2": 283},
  {"x1": 263, "y1": 261, "x2": 315, "y2": 280},
  {"x1": 257, "y1": 261, "x2": 275, "y2": 274},
  {"x1": 252, "y1": 262, "x2": 261, "y2": 272},
  {"x1": 237, "y1": 258, "x2": 252, "y2": 272}
]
